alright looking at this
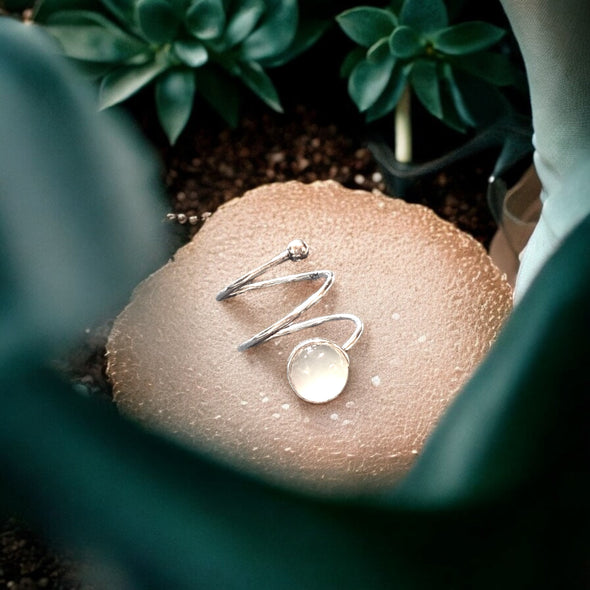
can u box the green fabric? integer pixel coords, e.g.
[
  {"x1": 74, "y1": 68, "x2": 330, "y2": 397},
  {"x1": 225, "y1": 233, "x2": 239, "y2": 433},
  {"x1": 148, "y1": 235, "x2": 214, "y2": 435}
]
[{"x1": 1, "y1": 15, "x2": 588, "y2": 590}]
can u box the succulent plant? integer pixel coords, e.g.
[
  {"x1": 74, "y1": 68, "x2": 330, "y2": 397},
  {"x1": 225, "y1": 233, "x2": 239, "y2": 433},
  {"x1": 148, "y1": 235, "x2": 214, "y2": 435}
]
[
  {"x1": 337, "y1": 0, "x2": 519, "y2": 161},
  {"x1": 35, "y1": 0, "x2": 324, "y2": 143}
]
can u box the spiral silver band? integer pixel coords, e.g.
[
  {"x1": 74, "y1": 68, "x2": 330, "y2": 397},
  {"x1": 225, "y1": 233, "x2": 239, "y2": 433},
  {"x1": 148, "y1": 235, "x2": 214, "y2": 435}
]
[{"x1": 216, "y1": 239, "x2": 363, "y2": 353}]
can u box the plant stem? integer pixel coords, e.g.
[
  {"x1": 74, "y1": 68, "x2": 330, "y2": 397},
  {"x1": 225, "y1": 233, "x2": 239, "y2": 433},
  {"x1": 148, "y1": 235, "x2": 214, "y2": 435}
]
[{"x1": 395, "y1": 84, "x2": 412, "y2": 163}]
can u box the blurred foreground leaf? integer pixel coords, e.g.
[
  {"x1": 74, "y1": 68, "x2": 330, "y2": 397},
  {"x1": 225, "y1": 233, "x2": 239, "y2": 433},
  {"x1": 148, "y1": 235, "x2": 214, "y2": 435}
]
[
  {"x1": 0, "y1": 17, "x2": 167, "y2": 362},
  {"x1": 0, "y1": 16, "x2": 588, "y2": 590}
]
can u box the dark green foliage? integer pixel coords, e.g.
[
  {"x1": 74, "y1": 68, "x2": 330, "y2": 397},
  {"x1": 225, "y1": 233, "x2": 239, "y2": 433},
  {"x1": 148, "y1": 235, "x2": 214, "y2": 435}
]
[
  {"x1": 1, "y1": 17, "x2": 589, "y2": 590},
  {"x1": 34, "y1": 0, "x2": 326, "y2": 143},
  {"x1": 337, "y1": 0, "x2": 519, "y2": 129}
]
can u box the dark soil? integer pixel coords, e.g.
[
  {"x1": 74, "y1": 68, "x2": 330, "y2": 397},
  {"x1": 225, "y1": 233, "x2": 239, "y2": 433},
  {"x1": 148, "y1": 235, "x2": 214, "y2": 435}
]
[{"x1": 2, "y1": 88, "x2": 499, "y2": 589}]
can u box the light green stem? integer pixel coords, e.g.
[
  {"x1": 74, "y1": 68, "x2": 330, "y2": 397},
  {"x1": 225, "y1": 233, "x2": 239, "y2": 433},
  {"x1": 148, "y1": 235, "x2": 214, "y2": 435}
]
[{"x1": 395, "y1": 84, "x2": 412, "y2": 163}]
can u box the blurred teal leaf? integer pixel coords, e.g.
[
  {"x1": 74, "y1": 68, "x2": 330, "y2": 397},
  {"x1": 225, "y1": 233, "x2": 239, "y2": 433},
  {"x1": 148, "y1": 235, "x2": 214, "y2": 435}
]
[
  {"x1": 438, "y1": 77, "x2": 468, "y2": 132},
  {"x1": 197, "y1": 66, "x2": 240, "y2": 126},
  {"x1": 0, "y1": 18, "x2": 166, "y2": 359},
  {"x1": 239, "y1": 0, "x2": 298, "y2": 61},
  {"x1": 99, "y1": 57, "x2": 169, "y2": 108},
  {"x1": 396, "y1": 212, "x2": 590, "y2": 508},
  {"x1": 441, "y1": 62, "x2": 476, "y2": 126},
  {"x1": 136, "y1": 0, "x2": 180, "y2": 43},
  {"x1": 155, "y1": 68, "x2": 196, "y2": 144},
  {"x1": 410, "y1": 58, "x2": 442, "y2": 118},
  {"x1": 99, "y1": 0, "x2": 137, "y2": 27},
  {"x1": 400, "y1": 0, "x2": 447, "y2": 34},
  {"x1": 365, "y1": 63, "x2": 410, "y2": 122},
  {"x1": 1, "y1": 17, "x2": 589, "y2": 590},
  {"x1": 238, "y1": 60, "x2": 282, "y2": 112},
  {"x1": 340, "y1": 46, "x2": 365, "y2": 78},
  {"x1": 443, "y1": 67, "x2": 510, "y2": 127},
  {"x1": 349, "y1": 47, "x2": 396, "y2": 112},
  {"x1": 34, "y1": 0, "x2": 101, "y2": 22},
  {"x1": 336, "y1": 6, "x2": 396, "y2": 48},
  {"x1": 185, "y1": 0, "x2": 226, "y2": 41},
  {"x1": 260, "y1": 17, "x2": 329, "y2": 68},
  {"x1": 451, "y1": 51, "x2": 517, "y2": 86},
  {"x1": 433, "y1": 21, "x2": 505, "y2": 55},
  {"x1": 222, "y1": 0, "x2": 265, "y2": 48},
  {"x1": 389, "y1": 24, "x2": 424, "y2": 59},
  {"x1": 45, "y1": 10, "x2": 148, "y2": 61},
  {"x1": 173, "y1": 38, "x2": 208, "y2": 66}
]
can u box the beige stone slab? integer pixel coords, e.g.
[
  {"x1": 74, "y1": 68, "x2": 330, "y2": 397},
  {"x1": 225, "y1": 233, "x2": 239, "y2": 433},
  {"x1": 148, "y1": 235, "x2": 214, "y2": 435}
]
[{"x1": 107, "y1": 180, "x2": 512, "y2": 495}]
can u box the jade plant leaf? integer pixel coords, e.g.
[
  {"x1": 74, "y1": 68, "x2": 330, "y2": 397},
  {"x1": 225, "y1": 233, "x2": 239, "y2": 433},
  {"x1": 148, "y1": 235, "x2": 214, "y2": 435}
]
[
  {"x1": 365, "y1": 62, "x2": 411, "y2": 122},
  {"x1": 99, "y1": 57, "x2": 169, "y2": 108},
  {"x1": 349, "y1": 49, "x2": 396, "y2": 112},
  {"x1": 340, "y1": 46, "x2": 365, "y2": 78},
  {"x1": 185, "y1": 0, "x2": 226, "y2": 41},
  {"x1": 239, "y1": 0, "x2": 298, "y2": 61},
  {"x1": 196, "y1": 66, "x2": 240, "y2": 126},
  {"x1": 336, "y1": 6, "x2": 397, "y2": 48},
  {"x1": 445, "y1": 67, "x2": 510, "y2": 127},
  {"x1": 136, "y1": 0, "x2": 180, "y2": 44},
  {"x1": 400, "y1": 0, "x2": 448, "y2": 34},
  {"x1": 99, "y1": 0, "x2": 137, "y2": 27},
  {"x1": 34, "y1": 0, "x2": 101, "y2": 22},
  {"x1": 260, "y1": 17, "x2": 329, "y2": 68},
  {"x1": 222, "y1": 0, "x2": 265, "y2": 48},
  {"x1": 452, "y1": 51, "x2": 517, "y2": 86},
  {"x1": 237, "y1": 60, "x2": 282, "y2": 112},
  {"x1": 433, "y1": 21, "x2": 505, "y2": 55},
  {"x1": 45, "y1": 10, "x2": 148, "y2": 61},
  {"x1": 410, "y1": 58, "x2": 442, "y2": 118},
  {"x1": 155, "y1": 67, "x2": 196, "y2": 144},
  {"x1": 389, "y1": 24, "x2": 424, "y2": 59},
  {"x1": 173, "y1": 38, "x2": 208, "y2": 67}
]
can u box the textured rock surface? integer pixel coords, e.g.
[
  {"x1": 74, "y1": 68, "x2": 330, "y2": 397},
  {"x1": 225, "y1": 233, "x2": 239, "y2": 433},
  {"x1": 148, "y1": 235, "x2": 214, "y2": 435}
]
[{"x1": 107, "y1": 180, "x2": 512, "y2": 494}]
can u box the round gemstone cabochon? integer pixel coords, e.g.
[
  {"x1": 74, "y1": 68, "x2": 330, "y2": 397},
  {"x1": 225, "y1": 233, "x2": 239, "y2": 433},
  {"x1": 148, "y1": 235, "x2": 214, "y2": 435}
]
[{"x1": 287, "y1": 339, "x2": 350, "y2": 404}]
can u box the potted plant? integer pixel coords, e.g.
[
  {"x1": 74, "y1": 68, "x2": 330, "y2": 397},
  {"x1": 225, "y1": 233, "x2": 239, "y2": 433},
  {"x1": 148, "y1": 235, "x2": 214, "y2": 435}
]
[{"x1": 336, "y1": 0, "x2": 530, "y2": 197}]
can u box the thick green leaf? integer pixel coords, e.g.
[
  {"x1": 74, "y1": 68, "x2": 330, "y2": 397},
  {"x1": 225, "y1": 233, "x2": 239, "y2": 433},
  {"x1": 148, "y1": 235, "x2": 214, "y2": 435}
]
[
  {"x1": 45, "y1": 10, "x2": 148, "y2": 62},
  {"x1": 99, "y1": 57, "x2": 169, "y2": 108},
  {"x1": 239, "y1": 0, "x2": 298, "y2": 61},
  {"x1": 340, "y1": 46, "x2": 365, "y2": 78},
  {"x1": 349, "y1": 42, "x2": 396, "y2": 112},
  {"x1": 400, "y1": 0, "x2": 447, "y2": 34},
  {"x1": 222, "y1": 0, "x2": 265, "y2": 48},
  {"x1": 410, "y1": 58, "x2": 442, "y2": 119},
  {"x1": 5, "y1": 16, "x2": 589, "y2": 590},
  {"x1": 34, "y1": 0, "x2": 101, "y2": 22},
  {"x1": 99, "y1": 0, "x2": 137, "y2": 28},
  {"x1": 260, "y1": 18, "x2": 329, "y2": 68},
  {"x1": 366, "y1": 62, "x2": 410, "y2": 122},
  {"x1": 173, "y1": 38, "x2": 208, "y2": 66},
  {"x1": 185, "y1": 0, "x2": 225, "y2": 41},
  {"x1": 451, "y1": 51, "x2": 517, "y2": 86},
  {"x1": 440, "y1": 62, "x2": 476, "y2": 126},
  {"x1": 0, "y1": 18, "x2": 166, "y2": 357},
  {"x1": 443, "y1": 67, "x2": 510, "y2": 127},
  {"x1": 438, "y1": 71, "x2": 468, "y2": 132},
  {"x1": 197, "y1": 66, "x2": 240, "y2": 126},
  {"x1": 237, "y1": 60, "x2": 282, "y2": 112},
  {"x1": 389, "y1": 24, "x2": 424, "y2": 59},
  {"x1": 155, "y1": 68, "x2": 196, "y2": 144},
  {"x1": 136, "y1": 0, "x2": 180, "y2": 44},
  {"x1": 336, "y1": 6, "x2": 396, "y2": 48},
  {"x1": 433, "y1": 21, "x2": 505, "y2": 55}
]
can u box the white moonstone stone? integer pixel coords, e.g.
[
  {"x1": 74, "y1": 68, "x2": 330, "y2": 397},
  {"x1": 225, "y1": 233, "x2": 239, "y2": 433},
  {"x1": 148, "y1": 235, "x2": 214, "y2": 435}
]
[{"x1": 287, "y1": 339, "x2": 349, "y2": 404}]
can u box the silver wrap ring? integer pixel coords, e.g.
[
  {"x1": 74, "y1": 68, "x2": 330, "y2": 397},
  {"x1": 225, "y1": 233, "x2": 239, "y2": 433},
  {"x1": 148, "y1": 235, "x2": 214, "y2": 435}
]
[{"x1": 216, "y1": 239, "x2": 363, "y2": 403}]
